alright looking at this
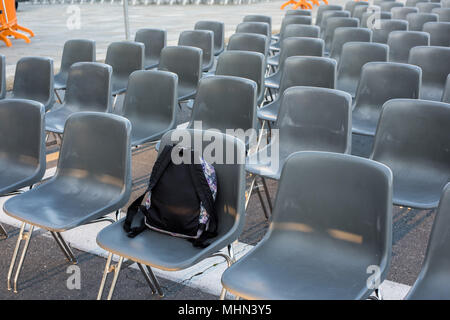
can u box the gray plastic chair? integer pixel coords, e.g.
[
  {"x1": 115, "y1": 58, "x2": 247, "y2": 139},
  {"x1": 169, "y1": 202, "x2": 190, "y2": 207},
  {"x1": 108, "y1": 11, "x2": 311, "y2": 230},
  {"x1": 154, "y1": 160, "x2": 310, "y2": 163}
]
[
  {"x1": 0, "y1": 99, "x2": 46, "y2": 240},
  {"x1": 222, "y1": 151, "x2": 393, "y2": 300},
  {"x1": 406, "y1": 12, "x2": 438, "y2": 30},
  {"x1": 361, "y1": 11, "x2": 392, "y2": 28},
  {"x1": 352, "y1": 62, "x2": 421, "y2": 136},
  {"x1": 406, "y1": 0, "x2": 430, "y2": 6},
  {"x1": 96, "y1": 129, "x2": 246, "y2": 300},
  {"x1": 54, "y1": 39, "x2": 96, "y2": 91},
  {"x1": 372, "y1": 19, "x2": 409, "y2": 43},
  {"x1": 391, "y1": 6, "x2": 419, "y2": 20},
  {"x1": 330, "y1": 27, "x2": 371, "y2": 62},
  {"x1": 158, "y1": 46, "x2": 202, "y2": 102},
  {"x1": 134, "y1": 28, "x2": 167, "y2": 69},
  {"x1": 215, "y1": 51, "x2": 265, "y2": 106},
  {"x1": 11, "y1": 57, "x2": 55, "y2": 112},
  {"x1": 353, "y1": 4, "x2": 371, "y2": 22},
  {"x1": 236, "y1": 21, "x2": 270, "y2": 40},
  {"x1": 408, "y1": 46, "x2": 450, "y2": 101},
  {"x1": 121, "y1": 70, "x2": 177, "y2": 147},
  {"x1": 194, "y1": 21, "x2": 225, "y2": 56},
  {"x1": 371, "y1": 99, "x2": 450, "y2": 208},
  {"x1": 405, "y1": 183, "x2": 450, "y2": 300},
  {"x1": 188, "y1": 76, "x2": 257, "y2": 140},
  {"x1": 178, "y1": 30, "x2": 214, "y2": 73},
  {"x1": 4, "y1": 112, "x2": 132, "y2": 293},
  {"x1": 373, "y1": 0, "x2": 395, "y2": 5},
  {"x1": 387, "y1": 31, "x2": 430, "y2": 63},
  {"x1": 316, "y1": 4, "x2": 343, "y2": 26},
  {"x1": 246, "y1": 87, "x2": 352, "y2": 218},
  {"x1": 345, "y1": 0, "x2": 369, "y2": 16},
  {"x1": 379, "y1": 1, "x2": 404, "y2": 12},
  {"x1": 443, "y1": 74, "x2": 450, "y2": 103},
  {"x1": 265, "y1": 37, "x2": 324, "y2": 91},
  {"x1": 45, "y1": 62, "x2": 112, "y2": 134},
  {"x1": 443, "y1": 0, "x2": 450, "y2": 8},
  {"x1": 285, "y1": 9, "x2": 312, "y2": 16},
  {"x1": 0, "y1": 54, "x2": 5, "y2": 100},
  {"x1": 267, "y1": 24, "x2": 320, "y2": 67},
  {"x1": 243, "y1": 14, "x2": 272, "y2": 36},
  {"x1": 423, "y1": 22, "x2": 450, "y2": 46},
  {"x1": 431, "y1": 7, "x2": 450, "y2": 21},
  {"x1": 337, "y1": 42, "x2": 388, "y2": 97},
  {"x1": 105, "y1": 41, "x2": 144, "y2": 96},
  {"x1": 417, "y1": 2, "x2": 441, "y2": 13},
  {"x1": 270, "y1": 16, "x2": 312, "y2": 52},
  {"x1": 323, "y1": 17, "x2": 359, "y2": 53},
  {"x1": 226, "y1": 33, "x2": 268, "y2": 56},
  {"x1": 259, "y1": 56, "x2": 336, "y2": 122},
  {"x1": 320, "y1": 10, "x2": 351, "y2": 38}
]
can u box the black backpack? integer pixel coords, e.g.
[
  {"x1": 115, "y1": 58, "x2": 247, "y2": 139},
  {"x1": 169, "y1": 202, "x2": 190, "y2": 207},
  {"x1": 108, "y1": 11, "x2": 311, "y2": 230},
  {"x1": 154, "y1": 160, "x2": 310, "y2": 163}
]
[{"x1": 123, "y1": 144, "x2": 218, "y2": 248}]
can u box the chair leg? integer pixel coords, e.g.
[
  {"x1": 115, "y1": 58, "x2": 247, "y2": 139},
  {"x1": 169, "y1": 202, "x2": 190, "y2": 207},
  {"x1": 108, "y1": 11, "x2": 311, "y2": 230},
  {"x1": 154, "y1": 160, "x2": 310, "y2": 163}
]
[
  {"x1": 54, "y1": 89, "x2": 63, "y2": 104},
  {"x1": 7, "y1": 222, "x2": 34, "y2": 293},
  {"x1": 112, "y1": 95, "x2": 118, "y2": 109},
  {"x1": 255, "y1": 179, "x2": 270, "y2": 220},
  {"x1": 260, "y1": 177, "x2": 273, "y2": 212},
  {"x1": 97, "y1": 253, "x2": 124, "y2": 300},
  {"x1": 0, "y1": 223, "x2": 7, "y2": 240},
  {"x1": 245, "y1": 175, "x2": 257, "y2": 210},
  {"x1": 145, "y1": 265, "x2": 164, "y2": 297},
  {"x1": 50, "y1": 232, "x2": 77, "y2": 264},
  {"x1": 137, "y1": 263, "x2": 157, "y2": 294},
  {"x1": 212, "y1": 243, "x2": 234, "y2": 300}
]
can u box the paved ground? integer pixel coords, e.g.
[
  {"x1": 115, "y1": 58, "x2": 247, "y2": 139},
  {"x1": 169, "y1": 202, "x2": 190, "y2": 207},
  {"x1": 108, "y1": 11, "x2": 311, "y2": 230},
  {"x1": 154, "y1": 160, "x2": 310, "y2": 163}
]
[{"x1": 0, "y1": 0, "x2": 433, "y2": 300}]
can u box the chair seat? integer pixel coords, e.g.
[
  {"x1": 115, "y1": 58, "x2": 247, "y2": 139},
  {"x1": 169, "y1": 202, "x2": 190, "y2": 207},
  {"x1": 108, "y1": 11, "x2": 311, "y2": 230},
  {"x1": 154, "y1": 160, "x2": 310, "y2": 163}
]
[
  {"x1": 269, "y1": 42, "x2": 280, "y2": 52},
  {"x1": 420, "y1": 84, "x2": 445, "y2": 102},
  {"x1": 393, "y1": 176, "x2": 445, "y2": 209},
  {"x1": 130, "y1": 119, "x2": 172, "y2": 146},
  {"x1": 144, "y1": 58, "x2": 159, "y2": 70},
  {"x1": 45, "y1": 107, "x2": 76, "y2": 134},
  {"x1": 265, "y1": 71, "x2": 281, "y2": 90},
  {"x1": 257, "y1": 100, "x2": 280, "y2": 122},
  {"x1": 54, "y1": 73, "x2": 67, "y2": 90},
  {"x1": 97, "y1": 219, "x2": 225, "y2": 271},
  {"x1": 0, "y1": 159, "x2": 39, "y2": 195},
  {"x1": 245, "y1": 144, "x2": 284, "y2": 180},
  {"x1": 222, "y1": 235, "x2": 376, "y2": 300},
  {"x1": 3, "y1": 177, "x2": 126, "y2": 232},
  {"x1": 407, "y1": 275, "x2": 450, "y2": 300},
  {"x1": 351, "y1": 108, "x2": 380, "y2": 136},
  {"x1": 178, "y1": 84, "x2": 197, "y2": 101},
  {"x1": 112, "y1": 77, "x2": 129, "y2": 96},
  {"x1": 267, "y1": 54, "x2": 280, "y2": 67}
]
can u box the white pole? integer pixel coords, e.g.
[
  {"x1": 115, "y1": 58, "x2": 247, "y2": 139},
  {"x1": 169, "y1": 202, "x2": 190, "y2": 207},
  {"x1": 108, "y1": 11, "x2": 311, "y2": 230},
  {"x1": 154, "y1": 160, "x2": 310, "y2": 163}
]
[{"x1": 123, "y1": 0, "x2": 130, "y2": 40}]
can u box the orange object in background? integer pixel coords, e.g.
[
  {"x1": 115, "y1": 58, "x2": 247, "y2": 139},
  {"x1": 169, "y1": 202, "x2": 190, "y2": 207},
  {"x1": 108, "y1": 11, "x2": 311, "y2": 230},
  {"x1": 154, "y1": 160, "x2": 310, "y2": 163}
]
[
  {"x1": 0, "y1": 0, "x2": 34, "y2": 47},
  {"x1": 281, "y1": 0, "x2": 312, "y2": 10}
]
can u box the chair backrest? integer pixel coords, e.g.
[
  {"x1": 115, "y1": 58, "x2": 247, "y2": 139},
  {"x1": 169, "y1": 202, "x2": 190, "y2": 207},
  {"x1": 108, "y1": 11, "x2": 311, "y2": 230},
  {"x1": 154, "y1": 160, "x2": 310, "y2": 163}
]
[
  {"x1": 353, "y1": 62, "x2": 421, "y2": 122},
  {"x1": 0, "y1": 54, "x2": 5, "y2": 99},
  {"x1": 431, "y1": 7, "x2": 450, "y2": 22},
  {"x1": 57, "y1": 112, "x2": 132, "y2": 208},
  {"x1": 361, "y1": 11, "x2": 392, "y2": 28},
  {"x1": 345, "y1": 0, "x2": 369, "y2": 16},
  {"x1": 160, "y1": 129, "x2": 246, "y2": 241},
  {"x1": 417, "y1": 2, "x2": 442, "y2": 13},
  {"x1": 64, "y1": 62, "x2": 112, "y2": 113},
  {"x1": 405, "y1": 183, "x2": 450, "y2": 299},
  {"x1": 282, "y1": 24, "x2": 320, "y2": 39},
  {"x1": 406, "y1": 0, "x2": 429, "y2": 7},
  {"x1": 0, "y1": 99, "x2": 46, "y2": 191},
  {"x1": 188, "y1": 76, "x2": 257, "y2": 136},
  {"x1": 391, "y1": 6, "x2": 419, "y2": 20},
  {"x1": 134, "y1": 28, "x2": 167, "y2": 68},
  {"x1": 226, "y1": 33, "x2": 268, "y2": 56},
  {"x1": 379, "y1": 1, "x2": 404, "y2": 12},
  {"x1": 215, "y1": 50, "x2": 265, "y2": 104},
  {"x1": 105, "y1": 41, "x2": 144, "y2": 84},
  {"x1": 276, "y1": 86, "x2": 352, "y2": 155},
  {"x1": 323, "y1": 17, "x2": 359, "y2": 52},
  {"x1": 408, "y1": 46, "x2": 450, "y2": 101},
  {"x1": 316, "y1": 4, "x2": 343, "y2": 26},
  {"x1": 374, "y1": 0, "x2": 395, "y2": 5},
  {"x1": 443, "y1": 74, "x2": 450, "y2": 103},
  {"x1": 337, "y1": 42, "x2": 388, "y2": 96},
  {"x1": 423, "y1": 22, "x2": 450, "y2": 46},
  {"x1": 278, "y1": 37, "x2": 324, "y2": 74},
  {"x1": 158, "y1": 46, "x2": 202, "y2": 92},
  {"x1": 285, "y1": 9, "x2": 312, "y2": 16},
  {"x1": 243, "y1": 14, "x2": 272, "y2": 34},
  {"x1": 122, "y1": 70, "x2": 177, "y2": 142},
  {"x1": 268, "y1": 151, "x2": 393, "y2": 292},
  {"x1": 236, "y1": 21, "x2": 270, "y2": 39},
  {"x1": 12, "y1": 57, "x2": 54, "y2": 111},
  {"x1": 330, "y1": 27, "x2": 372, "y2": 62},
  {"x1": 280, "y1": 56, "x2": 336, "y2": 94},
  {"x1": 279, "y1": 15, "x2": 312, "y2": 38},
  {"x1": 320, "y1": 10, "x2": 351, "y2": 35},
  {"x1": 406, "y1": 12, "x2": 438, "y2": 31},
  {"x1": 387, "y1": 31, "x2": 430, "y2": 63},
  {"x1": 353, "y1": 4, "x2": 370, "y2": 21},
  {"x1": 58, "y1": 39, "x2": 96, "y2": 78},
  {"x1": 178, "y1": 30, "x2": 214, "y2": 72},
  {"x1": 372, "y1": 19, "x2": 408, "y2": 43},
  {"x1": 370, "y1": 99, "x2": 450, "y2": 205},
  {"x1": 443, "y1": 0, "x2": 450, "y2": 8},
  {"x1": 194, "y1": 21, "x2": 225, "y2": 55}
]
